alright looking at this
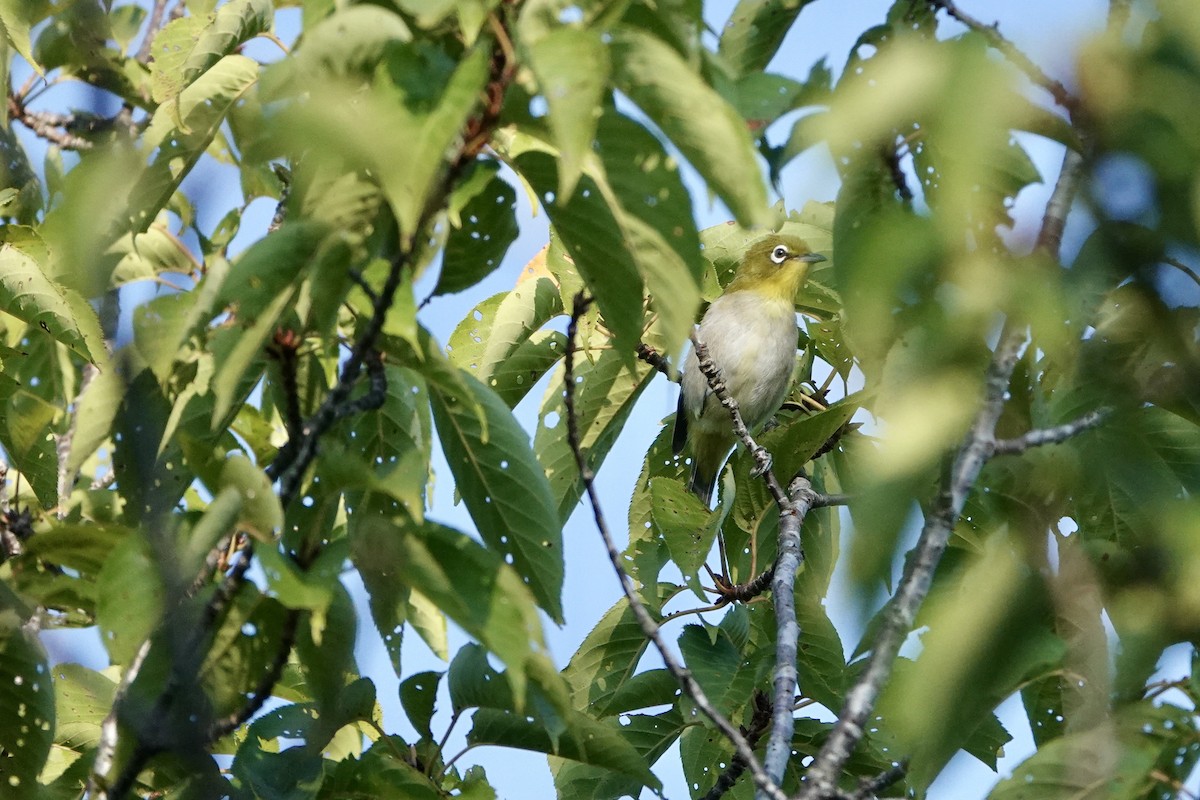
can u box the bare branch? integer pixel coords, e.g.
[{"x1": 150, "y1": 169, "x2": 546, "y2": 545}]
[
  {"x1": 799, "y1": 118, "x2": 1086, "y2": 797},
  {"x1": 135, "y1": 0, "x2": 171, "y2": 62},
  {"x1": 565, "y1": 294, "x2": 789, "y2": 800},
  {"x1": 991, "y1": 408, "x2": 1109, "y2": 455},
  {"x1": 797, "y1": 323, "x2": 1027, "y2": 799},
  {"x1": 929, "y1": 0, "x2": 1080, "y2": 116},
  {"x1": 1035, "y1": 150, "x2": 1085, "y2": 258},
  {"x1": 763, "y1": 476, "x2": 818, "y2": 786},
  {"x1": 702, "y1": 691, "x2": 773, "y2": 800},
  {"x1": 636, "y1": 342, "x2": 674, "y2": 378}
]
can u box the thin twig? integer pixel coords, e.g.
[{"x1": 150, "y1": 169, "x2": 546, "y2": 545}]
[
  {"x1": 688, "y1": 332, "x2": 819, "y2": 797},
  {"x1": 813, "y1": 493, "x2": 851, "y2": 508},
  {"x1": 1164, "y1": 257, "x2": 1200, "y2": 290},
  {"x1": 991, "y1": 408, "x2": 1109, "y2": 455},
  {"x1": 929, "y1": 0, "x2": 1080, "y2": 116},
  {"x1": 702, "y1": 691, "x2": 773, "y2": 800},
  {"x1": 565, "y1": 294, "x2": 788, "y2": 800},
  {"x1": 135, "y1": 0, "x2": 171, "y2": 62},
  {"x1": 636, "y1": 342, "x2": 674, "y2": 378}
]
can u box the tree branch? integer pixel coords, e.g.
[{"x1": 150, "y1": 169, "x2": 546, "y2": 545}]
[
  {"x1": 636, "y1": 342, "x2": 674, "y2": 378},
  {"x1": 702, "y1": 691, "x2": 773, "y2": 800},
  {"x1": 135, "y1": 0, "x2": 172, "y2": 62},
  {"x1": 929, "y1": 0, "x2": 1080, "y2": 116},
  {"x1": 991, "y1": 408, "x2": 1109, "y2": 455},
  {"x1": 798, "y1": 105, "x2": 1087, "y2": 799},
  {"x1": 797, "y1": 322, "x2": 1026, "y2": 799},
  {"x1": 764, "y1": 475, "x2": 817, "y2": 789},
  {"x1": 1035, "y1": 150, "x2": 1085, "y2": 257},
  {"x1": 564, "y1": 294, "x2": 789, "y2": 800}
]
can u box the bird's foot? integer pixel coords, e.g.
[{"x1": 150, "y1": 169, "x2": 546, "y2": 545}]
[{"x1": 750, "y1": 449, "x2": 773, "y2": 478}]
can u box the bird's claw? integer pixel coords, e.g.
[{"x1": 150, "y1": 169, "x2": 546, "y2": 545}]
[{"x1": 750, "y1": 450, "x2": 773, "y2": 478}]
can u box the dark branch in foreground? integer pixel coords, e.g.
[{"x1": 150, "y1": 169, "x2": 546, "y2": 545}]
[{"x1": 565, "y1": 295, "x2": 789, "y2": 800}]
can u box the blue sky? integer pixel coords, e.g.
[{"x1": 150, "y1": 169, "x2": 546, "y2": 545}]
[{"x1": 20, "y1": 1, "x2": 1189, "y2": 798}]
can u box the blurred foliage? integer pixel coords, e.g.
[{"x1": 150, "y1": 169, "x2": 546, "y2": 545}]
[{"x1": 0, "y1": 0, "x2": 1197, "y2": 798}]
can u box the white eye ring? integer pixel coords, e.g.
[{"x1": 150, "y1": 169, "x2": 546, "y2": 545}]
[{"x1": 770, "y1": 245, "x2": 789, "y2": 264}]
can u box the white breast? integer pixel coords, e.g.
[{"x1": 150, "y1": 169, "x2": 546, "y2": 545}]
[{"x1": 681, "y1": 291, "x2": 797, "y2": 432}]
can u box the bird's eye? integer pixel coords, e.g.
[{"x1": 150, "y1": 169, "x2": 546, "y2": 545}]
[{"x1": 770, "y1": 245, "x2": 789, "y2": 264}]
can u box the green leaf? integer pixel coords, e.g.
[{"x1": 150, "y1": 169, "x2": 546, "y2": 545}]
[
  {"x1": 718, "y1": 0, "x2": 817, "y2": 76},
  {"x1": 219, "y1": 454, "x2": 282, "y2": 541},
  {"x1": 149, "y1": 0, "x2": 272, "y2": 106},
  {"x1": 109, "y1": 225, "x2": 202, "y2": 287},
  {"x1": 467, "y1": 708, "x2": 660, "y2": 790},
  {"x1": 649, "y1": 476, "x2": 728, "y2": 586},
  {"x1": 273, "y1": 38, "x2": 488, "y2": 238},
  {"x1": 878, "y1": 544, "x2": 1061, "y2": 791},
  {"x1": 527, "y1": 27, "x2": 610, "y2": 201},
  {"x1": 132, "y1": 54, "x2": 260, "y2": 234},
  {"x1": 0, "y1": 386, "x2": 60, "y2": 508},
  {"x1": 400, "y1": 671, "x2": 442, "y2": 739},
  {"x1": 0, "y1": 616, "x2": 54, "y2": 798},
  {"x1": 52, "y1": 664, "x2": 115, "y2": 752},
  {"x1": 793, "y1": 587, "x2": 846, "y2": 711},
  {"x1": 757, "y1": 399, "x2": 859, "y2": 486},
  {"x1": 448, "y1": 642, "x2": 514, "y2": 713},
  {"x1": 504, "y1": 144, "x2": 644, "y2": 356},
  {"x1": 551, "y1": 710, "x2": 686, "y2": 800},
  {"x1": 436, "y1": 162, "x2": 521, "y2": 296},
  {"x1": 626, "y1": 424, "x2": 690, "y2": 609},
  {"x1": 15, "y1": 523, "x2": 131, "y2": 616},
  {"x1": 66, "y1": 364, "x2": 122, "y2": 473},
  {"x1": 319, "y1": 743, "x2": 442, "y2": 799},
  {"x1": 380, "y1": 519, "x2": 547, "y2": 703},
  {"x1": 200, "y1": 586, "x2": 289, "y2": 721},
  {"x1": 428, "y1": 371, "x2": 564, "y2": 621},
  {"x1": 561, "y1": 594, "x2": 653, "y2": 712},
  {"x1": 988, "y1": 703, "x2": 1200, "y2": 800},
  {"x1": 348, "y1": 498, "x2": 413, "y2": 677},
  {"x1": 611, "y1": 27, "x2": 769, "y2": 227},
  {"x1": 0, "y1": 0, "x2": 42, "y2": 74},
  {"x1": 447, "y1": 278, "x2": 566, "y2": 409},
  {"x1": 534, "y1": 349, "x2": 654, "y2": 522},
  {"x1": 95, "y1": 535, "x2": 164, "y2": 666},
  {"x1": 0, "y1": 243, "x2": 106, "y2": 364},
  {"x1": 679, "y1": 623, "x2": 768, "y2": 720}
]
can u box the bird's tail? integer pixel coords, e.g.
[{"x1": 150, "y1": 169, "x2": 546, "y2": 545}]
[
  {"x1": 688, "y1": 464, "x2": 717, "y2": 507},
  {"x1": 687, "y1": 432, "x2": 731, "y2": 507}
]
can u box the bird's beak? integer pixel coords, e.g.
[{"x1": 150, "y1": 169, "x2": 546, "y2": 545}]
[{"x1": 798, "y1": 253, "x2": 827, "y2": 264}]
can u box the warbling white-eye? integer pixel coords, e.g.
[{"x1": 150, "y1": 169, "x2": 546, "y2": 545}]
[{"x1": 672, "y1": 233, "x2": 825, "y2": 504}]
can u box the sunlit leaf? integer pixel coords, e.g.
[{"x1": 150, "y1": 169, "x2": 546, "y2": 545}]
[{"x1": 429, "y1": 371, "x2": 564, "y2": 621}]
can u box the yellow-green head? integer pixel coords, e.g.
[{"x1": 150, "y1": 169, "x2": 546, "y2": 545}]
[{"x1": 725, "y1": 233, "x2": 826, "y2": 303}]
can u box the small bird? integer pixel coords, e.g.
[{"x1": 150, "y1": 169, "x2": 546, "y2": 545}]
[{"x1": 673, "y1": 233, "x2": 825, "y2": 505}]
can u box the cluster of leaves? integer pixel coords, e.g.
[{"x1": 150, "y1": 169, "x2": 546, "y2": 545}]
[{"x1": 0, "y1": 0, "x2": 1197, "y2": 799}]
